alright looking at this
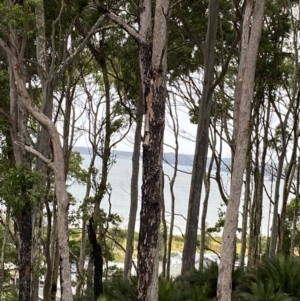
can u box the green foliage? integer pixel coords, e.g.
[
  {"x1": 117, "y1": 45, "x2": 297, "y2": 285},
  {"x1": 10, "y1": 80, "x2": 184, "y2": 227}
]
[
  {"x1": 0, "y1": 69, "x2": 10, "y2": 107},
  {"x1": 256, "y1": 0, "x2": 292, "y2": 88},
  {"x1": 0, "y1": 288, "x2": 19, "y2": 301},
  {"x1": 280, "y1": 198, "x2": 300, "y2": 256},
  {"x1": 238, "y1": 282, "x2": 298, "y2": 301},
  {"x1": 68, "y1": 151, "x2": 88, "y2": 184},
  {"x1": 102, "y1": 276, "x2": 211, "y2": 301},
  {"x1": 0, "y1": 220, "x2": 17, "y2": 268},
  {"x1": 0, "y1": 2, "x2": 36, "y2": 36},
  {"x1": 268, "y1": 124, "x2": 291, "y2": 153},
  {"x1": 96, "y1": 256, "x2": 300, "y2": 300},
  {"x1": 178, "y1": 262, "x2": 246, "y2": 300},
  {"x1": 206, "y1": 204, "x2": 241, "y2": 235},
  {"x1": 102, "y1": 276, "x2": 137, "y2": 301},
  {"x1": 168, "y1": 0, "x2": 208, "y2": 80},
  {"x1": 0, "y1": 165, "x2": 45, "y2": 216},
  {"x1": 159, "y1": 277, "x2": 209, "y2": 301},
  {"x1": 238, "y1": 256, "x2": 300, "y2": 300}
]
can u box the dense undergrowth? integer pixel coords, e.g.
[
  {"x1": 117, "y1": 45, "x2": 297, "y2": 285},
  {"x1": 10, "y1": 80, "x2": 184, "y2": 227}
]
[{"x1": 94, "y1": 256, "x2": 300, "y2": 301}]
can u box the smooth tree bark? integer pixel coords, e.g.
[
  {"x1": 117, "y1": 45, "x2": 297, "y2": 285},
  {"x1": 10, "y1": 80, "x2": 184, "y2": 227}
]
[
  {"x1": 124, "y1": 90, "x2": 144, "y2": 278},
  {"x1": 217, "y1": 1, "x2": 265, "y2": 300},
  {"x1": 161, "y1": 171, "x2": 168, "y2": 278},
  {"x1": 181, "y1": 0, "x2": 220, "y2": 274},
  {"x1": 239, "y1": 152, "x2": 251, "y2": 268},
  {"x1": 199, "y1": 125, "x2": 216, "y2": 271},
  {"x1": 165, "y1": 95, "x2": 180, "y2": 279}
]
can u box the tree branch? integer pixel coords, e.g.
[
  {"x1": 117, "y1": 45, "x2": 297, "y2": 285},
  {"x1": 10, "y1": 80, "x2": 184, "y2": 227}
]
[
  {"x1": 55, "y1": 0, "x2": 127, "y2": 79},
  {"x1": 14, "y1": 141, "x2": 54, "y2": 168},
  {"x1": 89, "y1": 3, "x2": 144, "y2": 44}
]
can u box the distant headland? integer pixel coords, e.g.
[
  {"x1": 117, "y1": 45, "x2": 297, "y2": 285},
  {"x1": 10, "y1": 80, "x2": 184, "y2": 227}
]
[{"x1": 73, "y1": 146, "x2": 232, "y2": 172}]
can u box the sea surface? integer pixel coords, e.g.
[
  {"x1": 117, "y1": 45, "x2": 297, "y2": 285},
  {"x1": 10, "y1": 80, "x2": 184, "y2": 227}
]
[{"x1": 68, "y1": 154, "x2": 281, "y2": 236}]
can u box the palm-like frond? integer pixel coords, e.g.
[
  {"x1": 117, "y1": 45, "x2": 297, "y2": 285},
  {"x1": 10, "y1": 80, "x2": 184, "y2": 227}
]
[
  {"x1": 254, "y1": 256, "x2": 300, "y2": 297},
  {"x1": 102, "y1": 276, "x2": 137, "y2": 301},
  {"x1": 238, "y1": 282, "x2": 298, "y2": 301}
]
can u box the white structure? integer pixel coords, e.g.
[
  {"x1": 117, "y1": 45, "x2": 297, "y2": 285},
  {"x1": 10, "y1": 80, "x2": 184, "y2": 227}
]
[{"x1": 167, "y1": 252, "x2": 219, "y2": 277}]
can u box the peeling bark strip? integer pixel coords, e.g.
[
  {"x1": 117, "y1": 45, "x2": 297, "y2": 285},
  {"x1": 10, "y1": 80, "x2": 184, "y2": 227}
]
[
  {"x1": 137, "y1": 0, "x2": 169, "y2": 300},
  {"x1": 88, "y1": 217, "x2": 103, "y2": 300},
  {"x1": 90, "y1": 1, "x2": 170, "y2": 299}
]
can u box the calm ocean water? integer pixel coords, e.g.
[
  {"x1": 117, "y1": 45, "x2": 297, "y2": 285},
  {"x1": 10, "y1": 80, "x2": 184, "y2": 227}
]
[{"x1": 68, "y1": 154, "x2": 280, "y2": 236}]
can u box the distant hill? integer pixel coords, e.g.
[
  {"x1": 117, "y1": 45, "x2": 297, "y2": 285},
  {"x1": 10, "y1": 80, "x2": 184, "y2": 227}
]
[{"x1": 73, "y1": 146, "x2": 232, "y2": 171}]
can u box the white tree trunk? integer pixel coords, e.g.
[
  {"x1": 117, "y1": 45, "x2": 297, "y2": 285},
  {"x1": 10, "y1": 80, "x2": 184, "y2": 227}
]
[{"x1": 217, "y1": 1, "x2": 265, "y2": 300}]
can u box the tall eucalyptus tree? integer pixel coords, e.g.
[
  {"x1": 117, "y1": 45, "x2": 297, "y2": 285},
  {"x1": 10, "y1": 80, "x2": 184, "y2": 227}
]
[{"x1": 217, "y1": 1, "x2": 265, "y2": 300}]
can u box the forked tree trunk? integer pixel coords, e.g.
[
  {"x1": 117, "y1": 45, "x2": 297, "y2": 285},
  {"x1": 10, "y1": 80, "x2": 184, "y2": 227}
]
[
  {"x1": 217, "y1": 1, "x2": 265, "y2": 300},
  {"x1": 1, "y1": 41, "x2": 74, "y2": 300}
]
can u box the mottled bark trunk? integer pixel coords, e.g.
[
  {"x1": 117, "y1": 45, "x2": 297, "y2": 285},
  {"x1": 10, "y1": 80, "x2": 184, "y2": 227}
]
[
  {"x1": 137, "y1": 1, "x2": 169, "y2": 299},
  {"x1": 17, "y1": 213, "x2": 32, "y2": 301},
  {"x1": 181, "y1": 0, "x2": 219, "y2": 274},
  {"x1": 124, "y1": 90, "x2": 144, "y2": 278},
  {"x1": 217, "y1": 1, "x2": 265, "y2": 300}
]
